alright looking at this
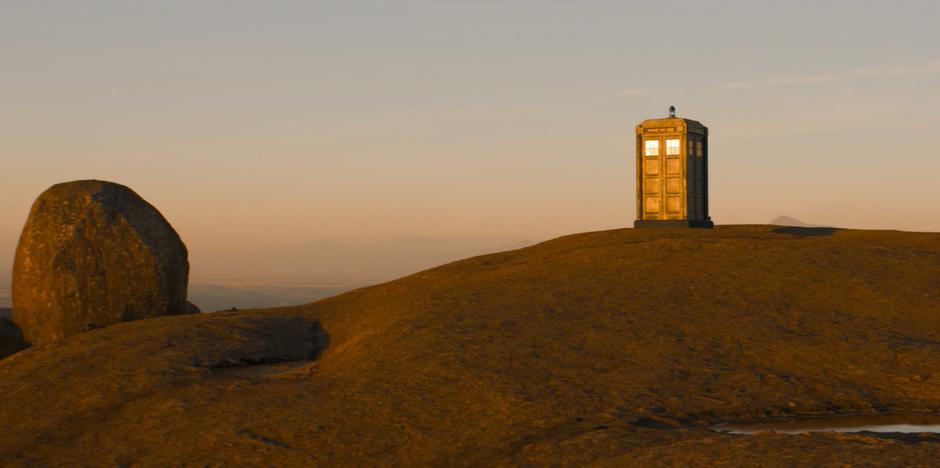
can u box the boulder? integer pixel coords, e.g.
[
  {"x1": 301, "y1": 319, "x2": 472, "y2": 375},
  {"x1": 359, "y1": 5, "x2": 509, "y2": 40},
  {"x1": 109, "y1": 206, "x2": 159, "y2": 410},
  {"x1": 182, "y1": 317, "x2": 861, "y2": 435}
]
[
  {"x1": 12, "y1": 180, "x2": 190, "y2": 345},
  {"x1": 0, "y1": 316, "x2": 27, "y2": 359}
]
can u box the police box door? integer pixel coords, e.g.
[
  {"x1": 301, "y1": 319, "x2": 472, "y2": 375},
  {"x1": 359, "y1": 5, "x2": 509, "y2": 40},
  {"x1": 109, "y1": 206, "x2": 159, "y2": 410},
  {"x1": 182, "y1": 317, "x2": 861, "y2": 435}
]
[{"x1": 642, "y1": 136, "x2": 683, "y2": 220}]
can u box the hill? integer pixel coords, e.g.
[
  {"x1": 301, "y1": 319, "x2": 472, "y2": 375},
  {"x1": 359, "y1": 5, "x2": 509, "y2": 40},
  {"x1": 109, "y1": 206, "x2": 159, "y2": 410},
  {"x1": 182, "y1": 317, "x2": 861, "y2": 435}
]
[
  {"x1": 3, "y1": 225, "x2": 940, "y2": 465},
  {"x1": 769, "y1": 215, "x2": 821, "y2": 227}
]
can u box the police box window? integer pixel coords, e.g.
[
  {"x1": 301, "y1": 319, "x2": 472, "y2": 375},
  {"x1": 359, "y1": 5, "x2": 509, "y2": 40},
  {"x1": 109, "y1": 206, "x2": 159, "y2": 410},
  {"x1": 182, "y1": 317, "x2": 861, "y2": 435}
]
[
  {"x1": 666, "y1": 139, "x2": 681, "y2": 156},
  {"x1": 644, "y1": 140, "x2": 659, "y2": 156},
  {"x1": 696, "y1": 141, "x2": 703, "y2": 156}
]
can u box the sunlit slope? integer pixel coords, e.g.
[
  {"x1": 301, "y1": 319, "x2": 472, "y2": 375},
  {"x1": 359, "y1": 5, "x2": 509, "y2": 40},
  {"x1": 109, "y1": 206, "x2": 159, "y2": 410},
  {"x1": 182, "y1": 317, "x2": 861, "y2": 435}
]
[{"x1": 3, "y1": 225, "x2": 940, "y2": 466}]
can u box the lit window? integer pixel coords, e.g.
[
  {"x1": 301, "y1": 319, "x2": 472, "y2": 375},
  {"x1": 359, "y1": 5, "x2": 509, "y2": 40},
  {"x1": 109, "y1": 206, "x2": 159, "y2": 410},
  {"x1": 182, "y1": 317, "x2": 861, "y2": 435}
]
[
  {"x1": 688, "y1": 140, "x2": 695, "y2": 156},
  {"x1": 696, "y1": 141, "x2": 703, "y2": 156},
  {"x1": 644, "y1": 140, "x2": 659, "y2": 156},
  {"x1": 666, "y1": 139, "x2": 681, "y2": 155}
]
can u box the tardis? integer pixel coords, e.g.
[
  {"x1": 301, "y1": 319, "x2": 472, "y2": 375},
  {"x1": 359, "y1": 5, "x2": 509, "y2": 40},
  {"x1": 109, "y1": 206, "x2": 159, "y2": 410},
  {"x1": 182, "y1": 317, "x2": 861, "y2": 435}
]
[{"x1": 634, "y1": 106, "x2": 713, "y2": 228}]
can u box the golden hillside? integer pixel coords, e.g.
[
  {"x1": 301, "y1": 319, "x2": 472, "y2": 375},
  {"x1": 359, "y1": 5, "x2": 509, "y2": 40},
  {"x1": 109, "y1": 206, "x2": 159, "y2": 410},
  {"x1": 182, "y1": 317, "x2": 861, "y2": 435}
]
[{"x1": 3, "y1": 225, "x2": 940, "y2": 466}]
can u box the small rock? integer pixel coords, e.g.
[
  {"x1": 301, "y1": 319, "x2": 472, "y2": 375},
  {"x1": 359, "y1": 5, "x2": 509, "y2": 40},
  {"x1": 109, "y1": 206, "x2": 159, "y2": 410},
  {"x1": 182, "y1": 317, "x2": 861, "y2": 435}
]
[
  {"x1": 184, "y1": 301, "x2": 201, "y2": 314},
  {"x1": 0, "y1": 317, "x2": 28, "y2": 359}
]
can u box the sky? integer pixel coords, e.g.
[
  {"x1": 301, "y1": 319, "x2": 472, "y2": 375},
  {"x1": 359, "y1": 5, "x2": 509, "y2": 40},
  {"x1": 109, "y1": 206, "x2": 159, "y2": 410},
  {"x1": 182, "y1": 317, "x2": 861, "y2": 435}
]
[{"x1": 1, "y1": 1, "x2": 938, "y2": 283}]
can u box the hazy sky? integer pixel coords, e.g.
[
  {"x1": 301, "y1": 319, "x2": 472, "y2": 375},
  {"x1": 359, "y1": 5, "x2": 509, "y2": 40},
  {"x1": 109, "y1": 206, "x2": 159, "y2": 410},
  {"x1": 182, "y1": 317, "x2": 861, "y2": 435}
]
[{"x1": 2, "y1": 1, "x2": 938, "y2": 282}]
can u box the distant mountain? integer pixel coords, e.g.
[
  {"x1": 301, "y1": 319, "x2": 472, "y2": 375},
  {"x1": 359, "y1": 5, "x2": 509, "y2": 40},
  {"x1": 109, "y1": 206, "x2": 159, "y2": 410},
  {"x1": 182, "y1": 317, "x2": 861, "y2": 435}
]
[
  {"x1": 193, "y1": 236, "x2": 534, "y2": 284},
  {"x1": 770, "y1": 215, "x2": 823, "y2": 227}
]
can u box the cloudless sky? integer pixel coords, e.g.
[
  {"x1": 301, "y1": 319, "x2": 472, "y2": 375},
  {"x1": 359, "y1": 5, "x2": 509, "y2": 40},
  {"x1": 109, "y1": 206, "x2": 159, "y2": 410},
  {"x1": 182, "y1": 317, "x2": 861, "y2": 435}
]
[{"x1": 1, "y1": 1, "x2": 938, "y2": 282}]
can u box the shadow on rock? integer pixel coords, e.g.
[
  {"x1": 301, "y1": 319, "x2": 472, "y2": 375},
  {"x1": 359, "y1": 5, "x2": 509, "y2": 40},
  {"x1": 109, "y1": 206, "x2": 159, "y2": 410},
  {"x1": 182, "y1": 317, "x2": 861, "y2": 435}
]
[{"x1": 772, "y1": 226, "x2": 840, "y2": 237}]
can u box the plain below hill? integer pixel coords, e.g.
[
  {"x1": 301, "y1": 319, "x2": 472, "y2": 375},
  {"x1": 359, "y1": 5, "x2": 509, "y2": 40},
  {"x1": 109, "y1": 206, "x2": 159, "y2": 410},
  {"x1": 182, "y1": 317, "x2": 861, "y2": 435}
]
[
  {"x1": 3, "y1": 225, "x2": 940, "y2": 466},
  {"x1": 186, "y1": 282, "x2": 359, "y2": 312}
]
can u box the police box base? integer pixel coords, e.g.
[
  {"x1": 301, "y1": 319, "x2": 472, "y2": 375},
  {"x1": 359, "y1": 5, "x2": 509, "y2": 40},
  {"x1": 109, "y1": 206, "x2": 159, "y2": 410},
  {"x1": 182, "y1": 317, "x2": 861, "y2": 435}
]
[{"x1": 634, "y1": 219, "x2": 714, "y2": 229}]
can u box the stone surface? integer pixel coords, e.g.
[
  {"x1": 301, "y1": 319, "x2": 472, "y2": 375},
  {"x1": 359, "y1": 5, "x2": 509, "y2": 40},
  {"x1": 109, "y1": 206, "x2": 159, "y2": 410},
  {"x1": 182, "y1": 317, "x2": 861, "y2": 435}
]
[
  {"x1": 3, "y1": 226, "x2": 940, "y2": 465},
  {"x1": 12, "y1": 180, "x2": 189, "y2": 345}
]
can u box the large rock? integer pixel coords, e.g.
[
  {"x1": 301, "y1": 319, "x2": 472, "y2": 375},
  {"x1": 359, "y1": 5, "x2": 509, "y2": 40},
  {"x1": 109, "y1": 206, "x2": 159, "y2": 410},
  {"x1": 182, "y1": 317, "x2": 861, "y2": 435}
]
[{"x1": 12, "y1": 180, "x2": 190, "y2": 345}]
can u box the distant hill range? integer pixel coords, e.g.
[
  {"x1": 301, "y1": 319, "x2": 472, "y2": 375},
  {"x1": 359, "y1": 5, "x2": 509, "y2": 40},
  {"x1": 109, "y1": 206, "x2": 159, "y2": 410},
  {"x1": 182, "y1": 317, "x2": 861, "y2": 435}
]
[
  {"x1": 769, "y1": 215, "x2": 828, "y2": 227},
  {"x1": 193, "y1": 236, "x2": 533, "y2": 285},
  {"x1": 4, "y1": 225, "x2": 940, "y2": 465}
]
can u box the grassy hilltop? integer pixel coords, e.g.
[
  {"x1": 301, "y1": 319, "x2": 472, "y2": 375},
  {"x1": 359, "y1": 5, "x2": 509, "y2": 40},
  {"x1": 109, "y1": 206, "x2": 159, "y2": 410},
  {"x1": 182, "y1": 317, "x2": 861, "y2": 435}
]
[{"x1": 3, "y1": 225, "x2": 940, "y2": 465}]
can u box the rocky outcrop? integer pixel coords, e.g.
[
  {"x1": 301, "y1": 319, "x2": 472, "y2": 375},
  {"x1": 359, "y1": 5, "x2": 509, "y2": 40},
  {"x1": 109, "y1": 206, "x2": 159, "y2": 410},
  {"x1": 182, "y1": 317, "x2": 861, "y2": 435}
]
[
  {"x1": 3, "y1": 226, "x2": 940, "y2": 465},
  {"x1": 12, "y1": 180, "x2": 190, "y2": 345}
]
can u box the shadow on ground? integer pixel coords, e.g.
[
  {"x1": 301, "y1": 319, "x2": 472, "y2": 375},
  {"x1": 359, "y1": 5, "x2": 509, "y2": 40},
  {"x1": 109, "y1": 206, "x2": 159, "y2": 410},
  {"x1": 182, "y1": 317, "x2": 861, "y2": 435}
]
[{"x1": 772, "y1": 226, "x2": 839, "y2": 237}]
